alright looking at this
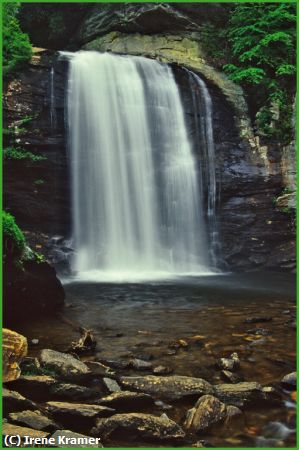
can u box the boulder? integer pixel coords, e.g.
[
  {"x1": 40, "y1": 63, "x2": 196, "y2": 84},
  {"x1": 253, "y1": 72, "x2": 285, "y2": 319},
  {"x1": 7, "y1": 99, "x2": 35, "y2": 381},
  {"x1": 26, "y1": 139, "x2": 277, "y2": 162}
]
[
  {"x1": 120, "y1": 375, "x2": 212, "y2": 400},
  {"x1": 86, "y1": 361, "x2": 115, "y2": 376},
  {"x1": 4, "y1": 260, "x2": 65, "y2": 325},
  {"x1": 40, "y1": 349, "x2": 90, "y2": 381},
  {"x1": 281, "y1": 372, "x2": 296, "y2": 388},
  {"x1": 91, "y1": 413, "x2": 185, "y2": 442},
  {"x1": 3, "y1": 329, "x2": 28, "y2": 382},
  {"x1": 213, "y1": 382, "x2": 278, "y2": 407},
  {"x1": 2, "y1": 422, "x2": 49, "y2": 439},
  {"x1": 46, "y1": 401, "x2": 114, "y2": 419},
  {"x1": 103, "y1": 377, "x2": 121, "y2": 393},
  {"x1": 3, "y1": 388, "x2": 36, "y2": 416},
  {"x1": 98, "y1": 391, "x2": 154, "y2": 411},
  {"x1": 184, "y1": 395, "x2": 227, "y2": 432},
  {"x1": 50, "y1": 383, "x2": 97, "y2": 401},
  {"x1": 9, "y1": 375, "x2": 56, "y2": 401},
  {"x1": 9, "y1": 409, "x2": 58, "y2": 432}
]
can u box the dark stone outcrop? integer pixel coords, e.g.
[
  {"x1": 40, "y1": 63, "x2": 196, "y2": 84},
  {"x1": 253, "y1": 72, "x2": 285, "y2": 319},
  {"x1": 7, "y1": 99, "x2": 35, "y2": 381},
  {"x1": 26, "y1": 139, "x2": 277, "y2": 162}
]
[
  {"x1": 76, "y1": 3, "x2": 202, "y2": 44},
  {"x1": 3, "y1": 49, "x2": 70, "y2": 236},
  {"x1": 4, "y1": 258, "x2": 65, "y2": 325}
]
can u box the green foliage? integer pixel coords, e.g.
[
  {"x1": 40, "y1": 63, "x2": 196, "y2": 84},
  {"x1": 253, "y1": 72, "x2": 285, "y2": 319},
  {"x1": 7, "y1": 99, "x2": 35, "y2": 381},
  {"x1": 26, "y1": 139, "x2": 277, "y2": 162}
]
[
  {"x1": 3, "y1": 127, "x2": 27, "y2": 137},
  {"x1": 3, "y1": 147, "x2": 46, "y2": 162},
  {"x1": 17, "y1": 114, "x2": 38, "y2": 126},
  {"x1": 223, "y1": 65, "x2": 266, "y2": 84},
  {"x1": 3, "y1": 211, "x2": 26, "y2": 263},
  {"x1": 24, "y1": 247, "x2": 46, "y2": 263},
  {"x1": 34, "y1": 179, "x2": 45, "y2": 186},
  {"x1": 201, "y1": 3, "x2": 296, "y2": 145},
  {"x1": 3, "y1": 3, "x2": 32, "y2": 77},
  {"x1": 281, "y1": 206, "x2": 291, "y2": 215},
  {"x1": 200, "y1": 23, "x2": 228, "y2": 64},
  {"x1": 33, "y1": 251, "x2": 46, "y2": 263},
  {"x1": 22, "y1": 366, "x2": 57, "y2": 377},
  {"x1": 282, "y1": 186, "x2": 294, "y2": 195}
]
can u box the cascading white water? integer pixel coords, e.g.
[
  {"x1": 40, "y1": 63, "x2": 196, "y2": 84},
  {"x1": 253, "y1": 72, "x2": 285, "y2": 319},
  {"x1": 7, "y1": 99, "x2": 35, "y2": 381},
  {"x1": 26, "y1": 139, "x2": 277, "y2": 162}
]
[
  {"x1": 187, "y1": 70, "x2": 219, "y2": 266},
  {"x1": 50, "y1": 67, "x2": 57, "y2": 129},
  {"x1": 67, "y1": 51, "x2": 216, "y2": 280}
]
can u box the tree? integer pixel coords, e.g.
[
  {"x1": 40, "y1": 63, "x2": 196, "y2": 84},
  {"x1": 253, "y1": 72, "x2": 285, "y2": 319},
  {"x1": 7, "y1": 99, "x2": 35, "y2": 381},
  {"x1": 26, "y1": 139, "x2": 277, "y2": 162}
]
[
  {"x1": 3, "y1": 2, "x2": 32, "y2": 77},
  {"x1": 223, "y1": 3, "x2": 296, "y2": 143}
]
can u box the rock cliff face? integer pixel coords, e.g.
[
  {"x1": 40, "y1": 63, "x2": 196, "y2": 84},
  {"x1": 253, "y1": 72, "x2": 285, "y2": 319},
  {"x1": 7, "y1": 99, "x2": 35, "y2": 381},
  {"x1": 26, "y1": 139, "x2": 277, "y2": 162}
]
[
  {"x1": 3, "y1": 50, "x2": 70, "y2": 235},
  {"x1": 4, "y1": 4, "x2": 295, "y2": 272}
]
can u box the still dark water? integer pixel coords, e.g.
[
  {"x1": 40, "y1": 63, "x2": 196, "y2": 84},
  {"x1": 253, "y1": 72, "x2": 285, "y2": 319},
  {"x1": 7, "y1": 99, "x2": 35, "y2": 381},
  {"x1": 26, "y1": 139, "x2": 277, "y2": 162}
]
[{"x1": 20, "y1": 272, "x2": 296, "y2": 447}]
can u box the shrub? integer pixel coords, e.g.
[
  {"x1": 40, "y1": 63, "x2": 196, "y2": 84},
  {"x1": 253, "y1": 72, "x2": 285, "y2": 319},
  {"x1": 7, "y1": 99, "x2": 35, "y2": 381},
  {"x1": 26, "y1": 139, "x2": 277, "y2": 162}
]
[
  {"x1": 3, "y1": 3, "x2": 32, "y2": 77},
  {"x1": 3, "y1": 147, "x2": 46, "y2": 162},
  {"x1": 3, "y1": 211, "x2": 26, "y2": 264}
]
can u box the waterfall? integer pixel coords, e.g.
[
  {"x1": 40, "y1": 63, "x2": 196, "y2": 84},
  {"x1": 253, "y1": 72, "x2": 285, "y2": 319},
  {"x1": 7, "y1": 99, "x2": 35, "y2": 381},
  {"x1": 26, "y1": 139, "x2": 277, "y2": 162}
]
[
  {"x1": 66, "y1": 51, "x2": 217, "y2": 280},
  {"x1": 186, "y1": 70, "x2": 219, "y2": 266},
  {"x1": 50, "y1": 67, "x2": 57, "y2": 129}
]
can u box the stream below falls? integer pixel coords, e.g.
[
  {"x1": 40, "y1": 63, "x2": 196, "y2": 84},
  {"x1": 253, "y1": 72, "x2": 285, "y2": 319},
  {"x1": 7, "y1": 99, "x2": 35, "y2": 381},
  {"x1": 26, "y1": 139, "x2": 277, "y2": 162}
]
[{"x1": 19, "y1": 272, "x2": 296, "y2": 447}]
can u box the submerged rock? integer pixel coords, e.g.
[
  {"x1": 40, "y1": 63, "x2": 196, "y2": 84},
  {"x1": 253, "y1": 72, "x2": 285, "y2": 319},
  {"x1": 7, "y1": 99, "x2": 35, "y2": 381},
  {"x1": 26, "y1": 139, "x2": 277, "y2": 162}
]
[
  {"x1": 184, "y1": 395, "x2": 227, "y2": 432},
  {"x1": 153, "y1": 365, "x2": 173, "y2": 375},
  {"x1": 221, "y1": 370, "x2": 242, "y2": 384},
  {"x1": 9, "y1": 409, "x2": 58, "y2": 431},
  {"x1": 244, "y1": 317, "x2": 272, "y2": 324},
  {"x1": 102, "y1": 359, "x2": 131, "y2": 370},
  {"x1": 246, "y1": 328, "x2": 270, "y2": 336},
  {"x1": 40, "y1": 349, "x2": 90, "y2": 381},
  {"x1": 130, "y1": 358, "x2": 153, "y2": 371},
  {"x1": 91, "y1": 413, "x2": 185, "y2": 442},
  {"x1": 120, "y1": 375, "x2": 213, "y2": 400},
  {"x1": 3, "y1": 329, "x2": 28, "y2": 383}
]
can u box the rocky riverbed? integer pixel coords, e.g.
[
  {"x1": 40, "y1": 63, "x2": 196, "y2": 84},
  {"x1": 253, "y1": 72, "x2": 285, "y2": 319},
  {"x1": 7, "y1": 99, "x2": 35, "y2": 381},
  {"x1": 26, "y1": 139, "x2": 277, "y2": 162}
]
[{"x1": 4, "y1": 273, "x2": 296, "y2": 447}]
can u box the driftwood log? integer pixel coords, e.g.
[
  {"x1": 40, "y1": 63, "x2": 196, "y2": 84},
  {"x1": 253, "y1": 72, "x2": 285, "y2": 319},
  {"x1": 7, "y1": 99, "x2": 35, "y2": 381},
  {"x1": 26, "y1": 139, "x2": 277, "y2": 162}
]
[
  {"x1": 70, "y1": 327, "x2": 97, "y2": 355},
  {"x1": 3, "y1": 328, "x2": 28, "y2": 382}
]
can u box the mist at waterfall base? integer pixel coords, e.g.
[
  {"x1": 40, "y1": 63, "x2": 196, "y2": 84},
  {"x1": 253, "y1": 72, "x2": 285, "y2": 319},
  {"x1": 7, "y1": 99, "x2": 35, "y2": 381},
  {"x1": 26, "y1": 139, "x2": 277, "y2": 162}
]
[{"x1": 66, "y1": 51, "x2": 219, "y2": 282}]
